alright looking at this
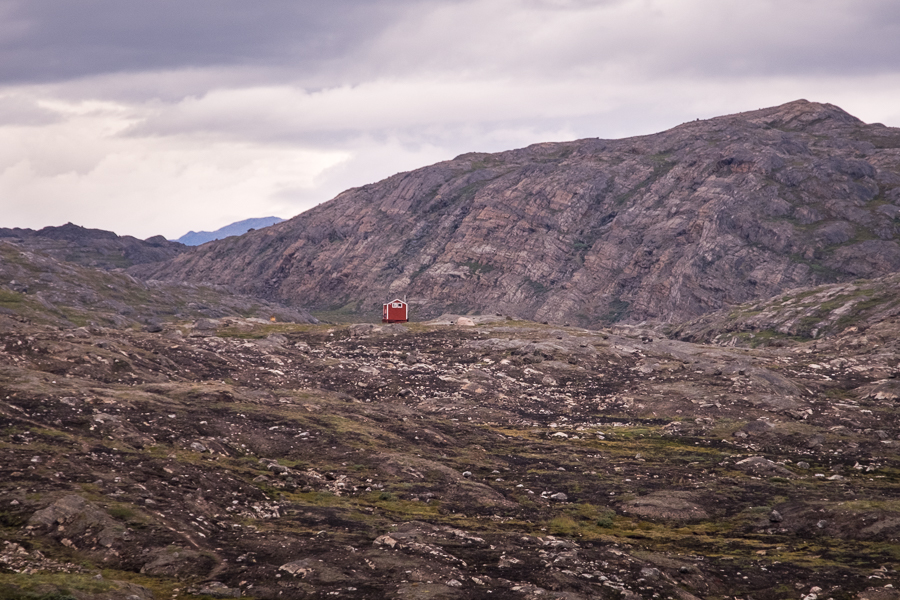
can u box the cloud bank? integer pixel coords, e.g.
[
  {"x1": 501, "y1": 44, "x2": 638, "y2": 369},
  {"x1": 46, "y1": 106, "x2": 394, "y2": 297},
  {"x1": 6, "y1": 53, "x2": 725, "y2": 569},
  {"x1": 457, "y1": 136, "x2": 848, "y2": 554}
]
[{"x1": 1, "y1": 0, "x2": 899, "y2": 238}]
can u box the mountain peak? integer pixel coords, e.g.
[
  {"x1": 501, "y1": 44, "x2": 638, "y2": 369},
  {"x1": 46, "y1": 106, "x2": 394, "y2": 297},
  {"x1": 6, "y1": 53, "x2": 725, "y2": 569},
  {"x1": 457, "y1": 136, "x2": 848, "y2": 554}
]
[
  {"x1": 736, "y1": 99, "x2": 864, "y2": 130},
  {"x1": 132, "y1": 101, "x2": 900, "y2": 326},
  {"x1": 176, "y1": 216, "x2": 284, "y2": 246}
]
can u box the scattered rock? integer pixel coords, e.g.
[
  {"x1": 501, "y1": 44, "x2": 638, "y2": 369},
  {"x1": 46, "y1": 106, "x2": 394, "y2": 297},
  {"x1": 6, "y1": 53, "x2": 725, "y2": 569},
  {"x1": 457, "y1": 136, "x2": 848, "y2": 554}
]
[
  {"x1": 195, "y1": 582, "x2": 241, "y2": 598},
  {"x1": 280, "y1": 559, "x2": 315, "y2": 577},
  {"x1": 190, "y1": 319, "x2": 218, "y2": 336},
  {"x1": 498, "y1": 555, "x2": 522, "y2": 568},
  {"x1": 349, "y1": 323, "x2": 380, "y2": 336},
  {"x1": 858, "y1": 587, "x2": 900, "y2": 600},
  {"x1": 734, "y1": 456, "x2": 794, "y2": 478}
]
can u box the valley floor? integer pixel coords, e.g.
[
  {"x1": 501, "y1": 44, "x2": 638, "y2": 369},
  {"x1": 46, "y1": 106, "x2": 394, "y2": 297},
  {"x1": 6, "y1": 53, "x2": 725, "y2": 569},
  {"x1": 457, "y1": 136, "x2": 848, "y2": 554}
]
[{"x1": 1, "y1": 314, "x2": 899, "y2": 600}]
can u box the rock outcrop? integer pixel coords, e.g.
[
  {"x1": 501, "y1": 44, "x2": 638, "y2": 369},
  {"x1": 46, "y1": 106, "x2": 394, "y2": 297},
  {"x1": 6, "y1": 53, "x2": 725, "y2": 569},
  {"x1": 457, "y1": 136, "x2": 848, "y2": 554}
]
[
  {"x1": 131, "y1": 100, "x2": 900, "y2": 325},
  {"x1": 0, "y1": 222, "x2": 187, "y2": 269},
  {"x1": 669, "y1": 271, "x2": 900, "y2": 346}
]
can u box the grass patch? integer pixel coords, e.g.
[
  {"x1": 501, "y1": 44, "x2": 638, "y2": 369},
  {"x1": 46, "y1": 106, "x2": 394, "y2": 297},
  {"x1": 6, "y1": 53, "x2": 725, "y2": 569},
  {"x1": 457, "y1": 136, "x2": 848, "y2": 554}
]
[
  {"x1": 461, "y1": 260, "x2": 495, "y2": 275},
  {"x1": 294, "y1": 490, "x2": 346, "y2": 507},
  {"x1": 362, "y1": 492, "x2": 442, "y2": 519},
  {"x1": 548, "y1": 514, "x2": 578, "y2": 535},
  {"x1": 572, "y1": 239, "x2": 591, "y2": 251},
  {"x1": 601, "y1": 299, "x2": 630, "y2": 323},
  {"x1": 544, "y1": 504, "x2": 623, "y2": 538},
  {"x1": 107, "y1": 504, "x2": 136, "y2": 521},
  {"x1": 524, "y1": 278, "x2": 549, "y2": 295},
  {"x1": 216, "y1": 322, "x2": 326, "y2": 339},
  {"x1": 836, "y1": 499, "x2": 900, "y2": 513},
  {"x1": 0, "y1": 290, "x2": 25, "y2": 308},
  {"x1": 0, "y1": 573, "x2": 113, "y2": 600}
]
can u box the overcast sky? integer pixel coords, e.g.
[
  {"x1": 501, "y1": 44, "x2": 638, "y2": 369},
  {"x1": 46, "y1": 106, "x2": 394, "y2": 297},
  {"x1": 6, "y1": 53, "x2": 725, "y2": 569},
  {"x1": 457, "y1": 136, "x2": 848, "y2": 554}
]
[{"x1": 1, "y1": 0, "x2": 899, "y2": 239}]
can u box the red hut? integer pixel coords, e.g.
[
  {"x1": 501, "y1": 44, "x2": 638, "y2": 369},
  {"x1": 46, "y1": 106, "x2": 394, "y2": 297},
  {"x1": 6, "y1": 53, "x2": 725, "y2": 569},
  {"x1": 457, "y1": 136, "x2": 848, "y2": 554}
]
[{"x1": 382, "y1": 298, "x2": 408, "y2": 323}]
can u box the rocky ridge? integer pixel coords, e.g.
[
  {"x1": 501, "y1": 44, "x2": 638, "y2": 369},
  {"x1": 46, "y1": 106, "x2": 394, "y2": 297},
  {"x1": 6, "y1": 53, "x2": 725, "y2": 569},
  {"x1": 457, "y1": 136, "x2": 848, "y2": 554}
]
[
  {"x1": 132, "y1": 100, "x2": 900, "y2": 325},
  {"x1": 0, "y1": 223, "x2": 187, "y2": 270}
]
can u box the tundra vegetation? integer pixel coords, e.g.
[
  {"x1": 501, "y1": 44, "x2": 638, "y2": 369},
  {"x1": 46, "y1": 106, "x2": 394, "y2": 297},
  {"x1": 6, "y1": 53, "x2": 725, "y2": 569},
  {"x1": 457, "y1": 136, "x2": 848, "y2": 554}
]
[{"x1": 1, "y1": 244, "x2": 900, "y2": 600}]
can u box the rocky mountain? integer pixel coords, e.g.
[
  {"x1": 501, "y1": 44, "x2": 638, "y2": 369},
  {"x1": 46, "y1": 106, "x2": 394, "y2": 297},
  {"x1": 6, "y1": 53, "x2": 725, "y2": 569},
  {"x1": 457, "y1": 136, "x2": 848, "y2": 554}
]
[
  {"x1": 132, "y1": 100, "x2": 900, "y2": 325},
  {"x1": 0, "y1": 222, "x2": 187, "y2": 269},
  {"x1": 175, "y1": 216, "x2": 284, "y2": 246}
]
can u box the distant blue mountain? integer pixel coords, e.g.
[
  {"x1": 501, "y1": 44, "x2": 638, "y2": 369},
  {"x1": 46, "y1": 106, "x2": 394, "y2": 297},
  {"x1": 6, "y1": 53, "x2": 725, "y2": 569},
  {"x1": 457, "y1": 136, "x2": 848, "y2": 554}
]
[{"x1": 175, "y1": 216, "x2": 284, "y2": 246}]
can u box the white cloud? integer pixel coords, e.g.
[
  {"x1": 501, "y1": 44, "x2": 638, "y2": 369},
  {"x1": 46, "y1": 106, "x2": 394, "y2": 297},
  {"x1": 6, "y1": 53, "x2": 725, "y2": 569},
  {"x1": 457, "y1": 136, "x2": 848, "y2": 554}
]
[{"x1": 0, "y1": 95, "x2": 349, "y2": 238}]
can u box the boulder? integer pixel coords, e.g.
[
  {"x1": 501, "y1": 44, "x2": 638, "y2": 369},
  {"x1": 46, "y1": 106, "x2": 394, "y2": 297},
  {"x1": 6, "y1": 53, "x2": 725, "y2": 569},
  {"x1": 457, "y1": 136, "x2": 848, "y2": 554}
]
[
  {"x1": 140, "y1": 547, "x2": 215, "y2": 578},
  {"x1": 740, "y1": 420, "x2": 775, "y2": 435},
  {"x1": 28, "y1": 495, "x2": 123, "y2": 548},
  {"x1": 622, "y1": 491, "x2": 709, "y2": 521}
]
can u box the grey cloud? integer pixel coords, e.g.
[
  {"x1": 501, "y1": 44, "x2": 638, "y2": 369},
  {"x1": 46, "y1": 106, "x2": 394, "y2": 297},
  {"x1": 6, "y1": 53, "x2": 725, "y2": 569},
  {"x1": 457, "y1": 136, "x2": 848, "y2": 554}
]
[
  {"x1": 4, "y1": 0, "x2": 899, "y2": 90},
  {"x1": 0, "y1": 0, "x2": 415, "y2": 84},
  {"x1": 353, "y1": 0, "x2": 900, "y2": 82},
  {"x1": 638, "y1": 1, "x2": 900, "y2": 78}
]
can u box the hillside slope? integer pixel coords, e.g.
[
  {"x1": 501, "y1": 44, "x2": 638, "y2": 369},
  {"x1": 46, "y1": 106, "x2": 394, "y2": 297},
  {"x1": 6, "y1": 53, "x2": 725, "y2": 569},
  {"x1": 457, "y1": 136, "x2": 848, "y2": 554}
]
[
  {"x1": 0, "y1": 241, "x2": 317, "y2": 328},
  {"x1": 669, "y1": 271, "x2": 900, "y2": 347},
  {"x1": 132, "y1": 100, "x2": 900, "y2": 325}
]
